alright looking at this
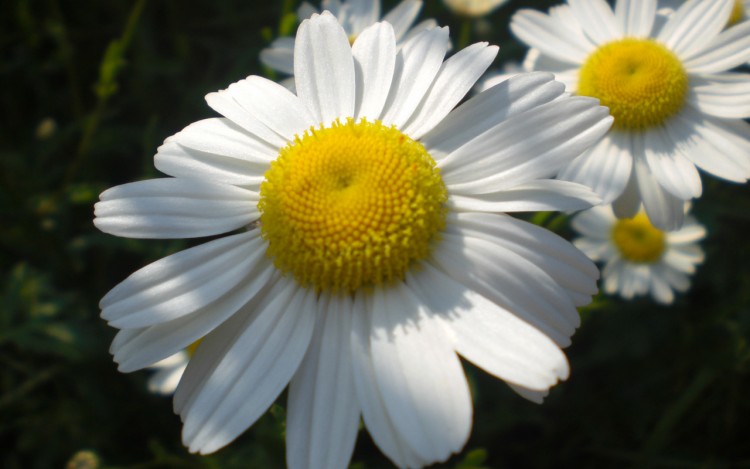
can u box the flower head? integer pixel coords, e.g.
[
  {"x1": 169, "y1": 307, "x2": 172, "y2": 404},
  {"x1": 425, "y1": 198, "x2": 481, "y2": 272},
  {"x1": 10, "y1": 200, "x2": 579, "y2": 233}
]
[
  {"x1": 511, "y1": 0, "x2": 750, "y2": 231},
  {"x1": 95, "y1": 12, "x2": 613, "y2": 468},
  {"x1": 572, "y1": 204, "x2": 706, "y2": 304},
  {"x1": 443, "y1": 0, "x2": 510, "y2": 17}
]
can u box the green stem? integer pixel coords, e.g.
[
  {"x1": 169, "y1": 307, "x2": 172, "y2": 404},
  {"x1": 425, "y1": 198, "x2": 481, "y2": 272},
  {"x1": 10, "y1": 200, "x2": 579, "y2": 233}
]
[
  {"x1": 62, "y1": 0, "x2": 147, "y2": 192},
  {"x1": 458, "y1": 18, "x2": 472, "y2": 49}
]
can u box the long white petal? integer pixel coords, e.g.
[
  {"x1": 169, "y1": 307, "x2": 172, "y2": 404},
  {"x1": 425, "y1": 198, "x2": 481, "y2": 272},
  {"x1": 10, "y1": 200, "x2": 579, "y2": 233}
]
[
  {"x1": 110, "y1": 264, "x2": 277, "y2": 373},
  {"x1": 448, "y1": 179, "x2": 601, "y2": 213},
  {"x1": 382, "y1": 0, "x2": 423, "y2": 41},
  {"x1": 440, "y1": 97, "x2": 612, "y2": 190},
  {"x1": 259, "y1": 37, "x2": 295, "y2": 75},
  {"x1": 177, "y1": 279, "x2": 317, "y2": 454},
  {"x1": 379, "y1": 27, "x2": 450, "y2": 128},
  {"x1": 568, "y1": 0, "x2": 622, "y2": 44},
  {"x1": 422, "y1": 72, "x2": 566, "y2": 161},
  {"x1": 100, "y1": 231, "x2": 263, "y2": 328},
  {"x1": 657, "y1": 0, "x2": 733, "y2": 59},
  {"x1": 615, "y1": 0, "x2": 656, "y2": 37},
  {"x1": 350, "y1": 292, "x2": 427, "y2": 468},
  {"x1": 369, "y1": 283, "x2": 472, "y2": 464},
  {"x1": 295, "y1": 12, "x2": 356, "y2": 125},
  {"x1": 558, "y1": 131, "x2": 633, "y2": 204},
  {"x1": 510, "y1": 9, "x2": 594, "y2": 64},
  {"x1": 407, "y1": 263, "x2": 570, "y2": 390},
  {"x1": 287, "y1": 294, "x2": 360, "y2": 469},
  {"x1": 94, "y1": 179, "x2": 258, "y2": 239},
  {"x1": 682, "y1": 20, "x2": 750, "y2": 72},
  {"x1": 402, "y1": 42, "x2": 498, "y2": 139},
  {"x1": 634, "y1": 156, "x2": 686, "y2": 231},
  {"x1": 352, "y1": 22, "x2": 397, "y2": 121},
  {"x1": 687, "y1": 73, "x2": 750, "y2": 118},
  {"x1": 642, "y1": 126, "x2": 702, "y2": 199}
]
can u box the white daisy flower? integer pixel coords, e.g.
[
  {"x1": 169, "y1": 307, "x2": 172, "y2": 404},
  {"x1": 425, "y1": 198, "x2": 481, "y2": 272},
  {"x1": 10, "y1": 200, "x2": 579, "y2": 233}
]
[
  {"x1": 260, "y1": 0, "x2": 437, "y2": 86},
  {"x1": 443, "y1": 0, "x2": 510, "y2": 17},
  {"x1": 659, "y1": 0, "x2": 749, "y2": 25},
  {"x1": 572, "y1": 204, "x2": 706, "y2": 304},
  {"x1": 511, "y1": 0, "x2": 750, "y2": 231},
  {"x1": 94, "y1": 12, "x2": 613, "y2": 468}
]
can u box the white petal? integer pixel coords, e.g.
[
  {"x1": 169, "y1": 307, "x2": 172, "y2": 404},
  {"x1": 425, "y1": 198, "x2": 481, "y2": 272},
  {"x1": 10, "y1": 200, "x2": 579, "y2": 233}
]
[
  {"x1": 155, "y1": 141, "x2": 266, "y2": 190},
  {"x1": 448, "y1": 179, "x2": 601, "y2": 213},
  {"x1": 259, "y1": 37, "x2": 295, "y2": 75},
  {"x1": 522, "y1": 49, "x2": 580, "y2": 91},
  {"x1": 286, "y1": 294, "x2": 360, "y2": 469},
  {"x1": 297, "y1": 2, "x2": 318, "y2": 20},
  {"x1": 668, "y1": 108, "x2": 750, "y2": 182},
  {"x1": 447, "y1": 212, "x2": 599, "y2": 304},
  {"x1": 402, "y1": 42, "x2": 498, "y2": 139},
  {"x1": 382, "y1": 0, "x2": 423, "y2": 41},
  {"x1": 350, "y1": 293, "x2": 426, "y2": 468},
  {"x1": 295, "y1": 12, "x2": 356, "y2": 125},
  {"x1": 407, "y1": 263, "x2": 570, "y2": 390},
  {"x1": 615, "y1": 0, "x2": 656, "y2": 37},
  {"x1": 507, "y1": 383, "x2": 549, "y2": 404},
  {"x1": 612, "y1": 161, "x2": 641, "y2": 219},
  {"x1": 165, "y1": 117, "x2": 276, "y2": 164},
  {"x1": 345, "y1": 0, "x2": 380, "y2": 35},
  {"x1": 94, "y1": 179, "x2": 258, "y2": 239},
  {"x1": 369, "y1": 283, "x2": 472, "y2": 464},
  {"x1": 510, "y1": 9, "x2": 594, "y2": 64},
  {"x1": 221, "y1": 76, "x2": 316, "y2": 140},
  {"x1": 205, "y1": 91, "x2": 287, "y2": 149},
  {"x1": 110, "y1": 264, "x2": 277, "y2": 373},
  {"x1": 422, "y1": 72, "x2": 566, "y2": 161},
  {"x1": 687, "y1": 73, "x2": 750, "y2": 119},
  {"x1": 379, "y1": 27, "x2": 450, "y2": 128},
  {"x1": 568, "y1": 0, "x2": 622, "y2": 44},
  {"x1": 440, "y1": 97, "x2": 613, "y2": 190},
  {"x1": 682, "y1": 20, "x2": 750, "y2": 72},
  {"x1": 571, "y1": 204, "x2": 615, "y2": 239},
  {"x1": 558, "y1": 131, "x2": 633, "y2": 204},
  {"x1": 100, "y1": 231, "x2": 264, "y2": 328},
  {"x1": 431, "y1": 235, "x2": 579, "y2": 346},
  {"x1": 352, "y1": 22, "x2": 397, "y2": 121},
  {"x1": 642, "y1": 126, "x2": 702, "y2": 199},
  {"x1": 148, "y1": 361, "x2": 188, "y2": 395},
  {"x1": 178, "y1": 280, "x2": 317, "y2": 454},
  {"x1": 667, "y1": 219, "x2": 706, "y2": 245},
  {"x1": 634, "y1": 156, "x2": 686, "y2": 231},
  {"x1": 657, "y1": 0, "x2": 733, "y2": 59}
]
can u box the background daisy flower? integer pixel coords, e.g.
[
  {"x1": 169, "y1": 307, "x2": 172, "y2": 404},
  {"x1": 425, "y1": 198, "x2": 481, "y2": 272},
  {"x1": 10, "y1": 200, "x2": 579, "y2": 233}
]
[
  {"x1": 443, "y1": 0, "x2": 510, "y2": 17},
  {"x1": 511, "y1": 0, "x2": 750, "y2": 231},
  {"x1": 94, "y1": 11, "x2": 613, "y2": 468},
  {"x1": 260, "y1": 0, "x2": 436, "y2": 88},
  {"x1": 572, "y1": 204, "x2": 706, "y2": 304}
]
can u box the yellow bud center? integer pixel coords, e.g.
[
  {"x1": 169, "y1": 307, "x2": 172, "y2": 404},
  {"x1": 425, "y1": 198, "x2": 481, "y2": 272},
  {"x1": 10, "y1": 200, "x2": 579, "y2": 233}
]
[
  {"x1": 611, "y1": 212, "x2": 666, "y2": 263},
  {"x1": 259, "y1": 118, "x2": 447, "y2": 293},
  {"x1": 578, "y1": 38, "x2": 688, "y2": 131}
]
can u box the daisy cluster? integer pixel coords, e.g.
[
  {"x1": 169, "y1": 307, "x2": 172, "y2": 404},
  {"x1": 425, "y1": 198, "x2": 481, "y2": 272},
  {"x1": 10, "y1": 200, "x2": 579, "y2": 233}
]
[{"x1": 94, "y1": 0, "x2": 749, "y2": 468}]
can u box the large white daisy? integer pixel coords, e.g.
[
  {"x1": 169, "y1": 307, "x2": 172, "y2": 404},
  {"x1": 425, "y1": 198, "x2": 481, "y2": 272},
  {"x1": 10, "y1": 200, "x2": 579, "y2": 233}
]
[
  {"x1": 572, "y1": 204, "x2": 705, "y2": 304},
  {"x1": 511, "y1": 0, "x2": 750, "y2": 231},
  {"x1": 260, "y1": 0, "x2": 436, "y2": 85},
  {"x1": 94, "y1": 12, "x2": 613, "y2": 468}
]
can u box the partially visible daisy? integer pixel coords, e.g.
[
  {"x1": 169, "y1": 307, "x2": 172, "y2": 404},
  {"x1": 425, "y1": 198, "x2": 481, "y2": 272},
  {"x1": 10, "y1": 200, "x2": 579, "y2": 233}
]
[
  {"x1": 572, "y1": 204, "x2": 705, "y2": 304},
  {"x1": 95, "y1": 12, "x2": 613, "y2": 468},
  {"x1": 659, "y1": 0, "x2": 749, "y2": 25},
  {"x1": 511, "y1": 0, "x2": 750, "y2": 231},
  {"x1": 260, "y1": 0, "x2": 436, "y2": 86},
  {"x1": 443, "y1": 0, "x2": 510, "y2": 17}
]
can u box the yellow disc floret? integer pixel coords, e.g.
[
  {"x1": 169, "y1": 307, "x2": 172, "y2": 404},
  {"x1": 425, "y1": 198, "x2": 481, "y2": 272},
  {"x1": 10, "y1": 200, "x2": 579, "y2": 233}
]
[
  {"x1": 578, "y1": 38, "x2": 688, "y2": 131},
  {"x1": 611, "y1": 212, "x2": 667, "y2": 263},
  {"x1": 259, "y1": 118, "x2": 447, "y2": 293}
]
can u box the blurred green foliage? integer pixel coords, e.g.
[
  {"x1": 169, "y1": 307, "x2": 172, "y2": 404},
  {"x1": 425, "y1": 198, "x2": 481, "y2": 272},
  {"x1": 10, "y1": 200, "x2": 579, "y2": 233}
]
[{"x1": 2, "y1": 0, "x2": 750, "y2": 468}]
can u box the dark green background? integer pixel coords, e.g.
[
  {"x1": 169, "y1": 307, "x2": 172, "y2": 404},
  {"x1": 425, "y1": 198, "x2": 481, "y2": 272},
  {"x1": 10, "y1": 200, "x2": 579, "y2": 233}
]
[{"x1": 2, "y1": 0, "x2": 750, "y2": 467}]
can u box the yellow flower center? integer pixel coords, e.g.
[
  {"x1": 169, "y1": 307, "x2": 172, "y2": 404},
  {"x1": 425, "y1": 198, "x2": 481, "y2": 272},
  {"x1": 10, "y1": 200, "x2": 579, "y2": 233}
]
[
  {"x1": 611, "y1": 212, "x2": 666, "y2": 263},
  {"x1": 578, "y1": 38, "x2": 688, "y2": 131},
  {"x1": 730, "y1": 0, "x2": 745, "y2": 25},
  {"x1": 259, "y1": 118, "x2": 447, "y2": 293}
]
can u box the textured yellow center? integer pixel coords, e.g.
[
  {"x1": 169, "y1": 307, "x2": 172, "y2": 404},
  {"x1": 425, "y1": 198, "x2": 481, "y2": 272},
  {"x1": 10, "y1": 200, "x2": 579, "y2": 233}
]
[
  {"x1": 259, "y1": 118, "x2": 447, "y2": 293},
  {"x1": 730, "y1": 0, "x2": 745, "y2": 25},
  {"x1": 611, "y1": 212, "x2": 666, "y2": 263},
  {"x1": 578, "y1": 39, "x2": 688, "y2": 130}
]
